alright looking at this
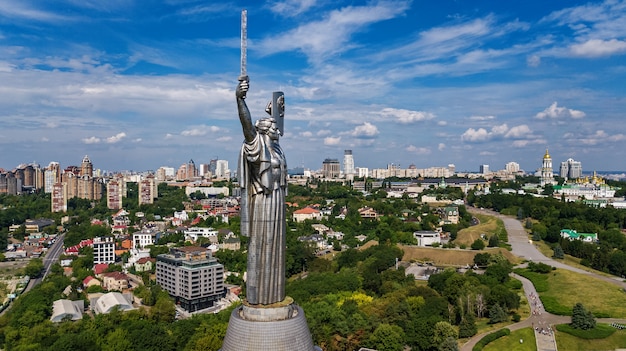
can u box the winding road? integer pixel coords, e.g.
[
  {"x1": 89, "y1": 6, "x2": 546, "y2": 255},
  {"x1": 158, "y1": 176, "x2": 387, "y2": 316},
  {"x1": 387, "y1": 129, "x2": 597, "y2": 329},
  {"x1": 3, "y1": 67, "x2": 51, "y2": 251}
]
[{"x1": 461, "y1": 208, "x2": 626, "y2": 351}]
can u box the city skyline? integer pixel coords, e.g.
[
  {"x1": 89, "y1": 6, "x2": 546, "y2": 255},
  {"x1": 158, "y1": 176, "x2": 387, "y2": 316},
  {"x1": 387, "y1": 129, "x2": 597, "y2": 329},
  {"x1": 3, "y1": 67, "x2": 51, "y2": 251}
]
[{"x1": 1, "y1": 1, "x2": 626, "y2": 172}]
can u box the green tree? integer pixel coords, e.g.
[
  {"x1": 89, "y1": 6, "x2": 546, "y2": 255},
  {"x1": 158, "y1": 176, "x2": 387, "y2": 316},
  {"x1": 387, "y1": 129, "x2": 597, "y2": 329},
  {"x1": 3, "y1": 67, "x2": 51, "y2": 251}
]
[
  {"x1": 367, "y1": 323, "x2": 405, "y2": 351},
  {"x1": 471, "y1": 239, "x2": 485, "y2": 250},
  {"x1": 553, "y1": 244, "x2": 564, "y2": 259},
  {"x1": 24, "y1": 258, "x2": 44, "y2": 277},
  {"x1": 473, "y1": 253, "x2": 491, "y2": 267},
  {"x1": 432, "y1": 321, "x2": 457, "y2": 347},
  {"x1": 571, "y1": 302, "x2": 596, "y2": 330},
  {"x1": 458, "y1": 313, "x2": 477, "y2": 338},
  {"x1": 488, "y1": 303, "x2": 508, "y2": 324},
  {"x1": 439, "y1": 336, "x2": 459, "y2": 351}
]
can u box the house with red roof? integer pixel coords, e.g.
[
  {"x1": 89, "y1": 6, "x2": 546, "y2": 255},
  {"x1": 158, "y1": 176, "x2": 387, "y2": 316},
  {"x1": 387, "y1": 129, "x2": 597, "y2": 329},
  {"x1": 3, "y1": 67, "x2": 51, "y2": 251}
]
[{"x1": 292, "y1": 207, "x2": 322, "y2": 223}]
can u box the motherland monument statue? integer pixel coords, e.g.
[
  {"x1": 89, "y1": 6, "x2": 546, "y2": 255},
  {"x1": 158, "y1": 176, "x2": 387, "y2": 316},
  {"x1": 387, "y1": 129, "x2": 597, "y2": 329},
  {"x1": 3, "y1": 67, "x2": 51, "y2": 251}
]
[{"x1": 220, "y1": 10, "x2": 320, "y2": 351}]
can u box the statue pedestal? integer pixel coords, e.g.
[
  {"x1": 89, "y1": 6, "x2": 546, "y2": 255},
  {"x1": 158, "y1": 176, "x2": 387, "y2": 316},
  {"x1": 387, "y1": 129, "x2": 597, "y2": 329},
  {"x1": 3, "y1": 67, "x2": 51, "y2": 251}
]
[{"x1": 221, "y1": 297, "x2": 321, "y2": 351}]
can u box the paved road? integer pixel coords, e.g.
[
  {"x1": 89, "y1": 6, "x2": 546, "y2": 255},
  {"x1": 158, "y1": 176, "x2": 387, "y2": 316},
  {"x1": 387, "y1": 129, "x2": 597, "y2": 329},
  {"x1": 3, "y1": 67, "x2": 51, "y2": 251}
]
[
  {"x1": 461, "y1": 208, "x2": 626, "y2": 351},
  {"x1": 0, "y1": 234, "x2": 65, "y2": 317}
]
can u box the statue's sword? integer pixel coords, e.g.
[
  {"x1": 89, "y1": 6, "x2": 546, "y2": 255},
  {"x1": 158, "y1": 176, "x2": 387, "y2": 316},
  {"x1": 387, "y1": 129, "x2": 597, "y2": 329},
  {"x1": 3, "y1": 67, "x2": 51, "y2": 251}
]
[{"x1": 240, "y1": 9, "x2": 247, "y2": 79}]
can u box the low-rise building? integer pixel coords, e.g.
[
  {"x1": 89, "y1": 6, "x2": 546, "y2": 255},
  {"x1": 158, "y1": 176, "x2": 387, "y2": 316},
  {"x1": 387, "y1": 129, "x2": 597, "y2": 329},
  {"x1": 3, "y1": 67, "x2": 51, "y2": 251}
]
[
  {"x1": 560, "y1": 229, "x2": 598, "y2": 243},
  {"x1": 91, "y1": 292, "x2": 135, "y2": 314},
  {"x1": 413, "y1": 231, "x2": 441, "y2": 247},
  {"x1": 101, "y1": 271, "x2": 130, "y2": 291},
  {"x1": 292, "y1": 207, "x2": 322, "y2": 223},
  {"x1": 50, "y1": 299, "x2": 84, "y2": 322},
  {"x1": 184, "y1": 227, "x2": 218, "y2": 243}
]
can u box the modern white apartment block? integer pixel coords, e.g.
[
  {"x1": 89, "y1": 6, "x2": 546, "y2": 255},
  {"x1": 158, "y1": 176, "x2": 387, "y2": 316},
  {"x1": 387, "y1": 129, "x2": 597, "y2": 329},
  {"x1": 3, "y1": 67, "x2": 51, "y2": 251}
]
[
  {"x1": 93, "y1": 236, "x2": 116, "y2": 264},
  {"x1": 156, "y1": 246, "x2": 225, "y2": 312},
  {"x1": 132, "y1": 229, "x2": 159, "y2": 249}
]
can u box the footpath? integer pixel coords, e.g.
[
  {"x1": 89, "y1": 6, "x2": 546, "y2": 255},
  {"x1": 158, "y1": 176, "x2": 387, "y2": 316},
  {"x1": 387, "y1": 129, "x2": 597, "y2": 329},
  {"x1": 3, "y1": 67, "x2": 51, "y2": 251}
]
[{"x1": 461, "y1": 208, "x2": 626, "y2": 351}]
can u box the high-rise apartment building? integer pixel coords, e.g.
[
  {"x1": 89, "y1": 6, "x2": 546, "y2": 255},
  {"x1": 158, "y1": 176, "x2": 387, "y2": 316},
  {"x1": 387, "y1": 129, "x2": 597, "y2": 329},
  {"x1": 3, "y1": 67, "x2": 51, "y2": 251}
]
[
  {"x1": 138, "y1": 175, "x2": 157, "y2": 205},
  {"x1": 480, "y1": 164, "x2": 490, "y2": 175},
  {"x1": 156, "y1": 247, "x2": 225, "y2": 312},
  {"x1": 505, "y1": 162, "x2": 520, "y2": 173},
  {"x1": 215, "y1": 160, "x2": 230, "y2": 179},
  {"x1": 44, "y1": 162, "x2": 61, "y2": 193},
  {"x1": 559, "y1": 158, "x2": 583, "y2": 180},
  {"x1": 107, "y1": 179, "x2": 123, "y2": 210},
  {"x1": 51, "y1": 182, "x2": 67, "y2": 213},
  {"x1": 343, "y1": 150, "x2": 355, "y2": 177},
  {"x1": 176, "y1": 159, "x2": 198, "y2": 181},
  {"x1": 322, "y1": 158, "x2": 341, "y2": 179}
]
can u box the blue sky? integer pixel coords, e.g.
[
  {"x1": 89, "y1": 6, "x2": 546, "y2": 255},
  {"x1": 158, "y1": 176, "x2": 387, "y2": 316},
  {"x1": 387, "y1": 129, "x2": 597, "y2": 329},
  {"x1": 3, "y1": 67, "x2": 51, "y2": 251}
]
[{"x1": 1, "y1": 0, "x2": 626, "y2": 174}]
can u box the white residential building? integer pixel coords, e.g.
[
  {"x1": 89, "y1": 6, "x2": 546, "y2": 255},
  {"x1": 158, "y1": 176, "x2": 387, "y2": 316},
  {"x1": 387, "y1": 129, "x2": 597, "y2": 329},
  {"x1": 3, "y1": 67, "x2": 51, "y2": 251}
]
[
  {"x1": 184, "y1": 227, "x2": 218, "y2": 243},
  {"x1": 413, "y1": 231, "x2": 441, "y2": 247},
  {"x1": 93, "y1": 237, "x2": 115, "y2": 264}
]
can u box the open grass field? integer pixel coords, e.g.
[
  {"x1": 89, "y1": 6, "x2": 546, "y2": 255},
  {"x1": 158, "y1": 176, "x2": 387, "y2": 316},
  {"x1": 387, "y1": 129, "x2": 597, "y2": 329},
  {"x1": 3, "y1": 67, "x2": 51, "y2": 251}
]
[
  {"x1": 483, "y1": 327, "x2": 536, "y2": 351},
  {"x1": 455, "y1": 213, "x2": 505, "y2": 247},
  {"x1": 522, "y1": 268, "x2": 626, "y2": 318},
  {"x1": 555, "y1": 325, "x2": 626, "y2": 351},
  {"x1": 400, "y1": 245, "x2": 518, "y2": 266}
]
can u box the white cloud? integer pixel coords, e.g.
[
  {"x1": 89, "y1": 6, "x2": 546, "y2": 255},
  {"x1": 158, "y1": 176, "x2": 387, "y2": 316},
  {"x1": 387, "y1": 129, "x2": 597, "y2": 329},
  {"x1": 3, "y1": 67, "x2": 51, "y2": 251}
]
[
  {"x1": 579, "y1": 130, "x2": 626, "y2": 145},
  {"x1": 82, "y1": 136, "x2": 101, "y2": 144},
  {"x1": 181, "y1": 125, "x2": 222, "y2": 137},
  {"x1": 505, "y1": 125, "x2": 531, "y2": 138},
  {"x1": 406, "y1": 145, "x2": 431, "y2": 154},
  {"x1": 317, "y1": 129, "x2": 332, "y2": 136},
  {"x1": 165, "y1": 133, "x2": 174, "y2": 139},
  {"x1": 437, "y1": 120, "x2": 448, "y2": 126},
  {"x1": 349, "y1": 122, "x2": 379, "y2": 138},
  {"x1": 216, "y1": 136, "x2": 232, "y2": 142},
  {"x1": 469, "y1": 115, "x2": 495, "y2": 121},
  {"x1": 461, "y1": 128, "x2": 490, "y2": 142},
  {"x1": 300, "y1": 131, "x2": 313, "y2": 138},
  {"x1": 512, "y1": 140, "x2": 531, "y2": 148},
  {"x1": 462, "y1": 123, "x2": 531, "y2": 142},
  {"x1": 438, "y1": 143, "x2": 446, "y2": 151},
  {"x1": 379, "y1": 107, "x2": 435, "y2": 124},
  {"x1": 527, "y1": 55, "x2": 541, "y2": 67},
  {"x1": 324, "y1": 136, "x2": 341, "y2": 145},
  {"x1": 535, "y1": 102, "x2": 585, "y2": 119},
  {"x1": 268, "y1": 0, "x2": 318, "y2": 17},
  {"x1": 491, "y1": 124, "x2": 509, "y2": 135},
  {"x1": 257, "y1": 1, "x2": 410, "y2": 62},
  {"x1": 106, "y1": 132, "x2": 126, "y2": 143},
  {"x1": 570, "y1": 39, "x2": 626, "y2": 58}
]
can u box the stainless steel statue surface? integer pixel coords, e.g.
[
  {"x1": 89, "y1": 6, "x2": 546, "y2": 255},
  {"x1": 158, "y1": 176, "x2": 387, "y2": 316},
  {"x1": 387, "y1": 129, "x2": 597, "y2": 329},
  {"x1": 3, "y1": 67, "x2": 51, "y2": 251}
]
[{"x1": 236, "y1": 77, "x2": 287, "y2": 305}]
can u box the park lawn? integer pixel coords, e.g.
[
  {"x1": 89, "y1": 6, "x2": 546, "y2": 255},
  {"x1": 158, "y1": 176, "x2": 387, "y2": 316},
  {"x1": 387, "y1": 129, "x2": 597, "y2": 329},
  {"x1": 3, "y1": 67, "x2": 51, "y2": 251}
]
[
  {"x1": 456, "y1": 213, "x2": 500, "y2": 246},
  {"x1": 537, "y1": 269, "x2": 626, "y2": 317},
  {"x1": 400, "y1": 246, "x2": 518, "y2": 266},
  {"x1": 555, "y1": 325, "x2": 626, "y2": 351},
  {"x1": 483, "y1": 327, "x2": 536, "y2": 351}
]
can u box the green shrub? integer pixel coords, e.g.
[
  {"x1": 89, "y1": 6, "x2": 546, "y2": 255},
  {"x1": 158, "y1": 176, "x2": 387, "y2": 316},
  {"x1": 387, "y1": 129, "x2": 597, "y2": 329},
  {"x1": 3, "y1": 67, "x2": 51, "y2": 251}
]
[
  {"x1": 555, "y1": 323, "x2": 615, "y2": 339},
  {"x1": 541, "y1": 296, "x2": 571, "y2": 315},
  {"x1": 472, "y1": 328, "x2": 511, "y2": 351},
  {"x1": 514, "y1": 269, "x2": 549, "y2": 292},
  {"x1": 527, "y1": 261, "x2": 553, "y2": 273}
]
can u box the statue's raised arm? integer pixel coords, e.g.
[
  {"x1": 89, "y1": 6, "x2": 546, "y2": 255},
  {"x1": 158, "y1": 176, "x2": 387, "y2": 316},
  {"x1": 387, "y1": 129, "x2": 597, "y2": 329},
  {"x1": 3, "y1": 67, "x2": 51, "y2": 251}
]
[{"x1": 237, "y1": 77, "x2": 256, "y2": 143}]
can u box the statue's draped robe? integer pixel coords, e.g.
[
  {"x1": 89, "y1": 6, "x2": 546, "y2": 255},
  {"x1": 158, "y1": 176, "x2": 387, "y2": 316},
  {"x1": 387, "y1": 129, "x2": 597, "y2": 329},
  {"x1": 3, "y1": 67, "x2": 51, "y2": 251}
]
[{"x1": 239, "y1": 133, "x2": 287, "y2": 305}]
